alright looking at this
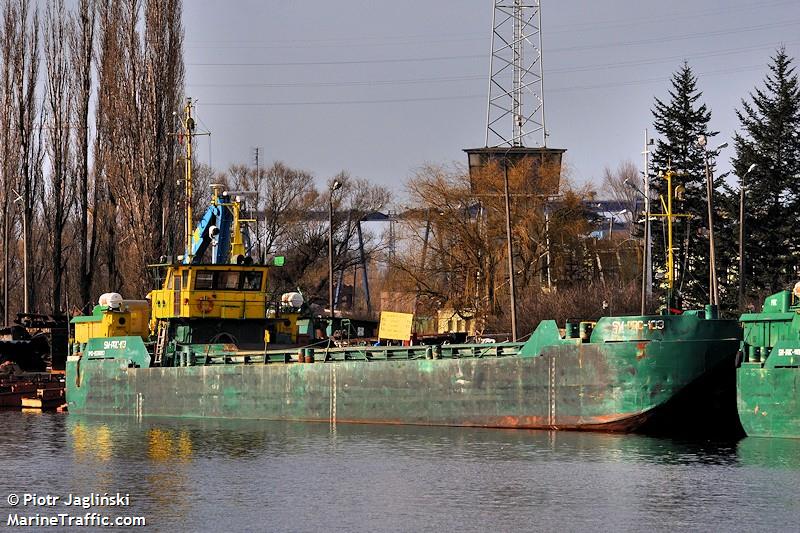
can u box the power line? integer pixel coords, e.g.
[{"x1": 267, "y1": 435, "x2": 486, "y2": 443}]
[
  {"x1": 185, "y1": 19, "x2": 800, "y2": 69},
  {"x1": 188, "y1": 74, "x2": 483, "y2": 89},
  {"x1": 545, "y1": 0, "x2": 798, "y2": 35},
  {"x1": 186, "y1": 39, "x2": 800, "y2": 91},
  {"x1": 185, "y1": 35, "x2": 483, "y2": 51},
  {"x1": 193, "y1": 63, "x2": 773, "y2": 108},
  {"x1": 186, "y1": 54, "x2": 482, "y2": 67},
  {"x1": 553, "y1": 63, "x2": 771, "y2": 94},
  {"x1": 197, "y1": 94, "x2": 482, "y2": 107},
  {"x1": 183, "y1": 0, "x2": 797, "y2": 49},
  {"x1": 550, "y1": 18, "x2": 800, "y2": 55},
  {"x1": 547, "y1": 39, "x2": 800, "y2": 75}
]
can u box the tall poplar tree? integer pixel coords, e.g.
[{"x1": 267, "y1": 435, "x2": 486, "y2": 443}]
[
  {"x1": 650, "y1": 62, "x2": 718, "y2": 308},
  {"x1": 731, "y1": 47, "x2": 800, "y2": 297}
]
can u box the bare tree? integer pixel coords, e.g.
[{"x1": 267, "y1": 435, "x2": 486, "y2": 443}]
[
  {"x1": 93, "y1": 0, "x2": 184, "y2": 297},
  {"x1": 330, "y1": 174, "x2": 391, "y2": 292},
  {"x1": 228, "y1": 161, "x2": 315, "y2": 260},
  {"x1": 44, "y1": 0, "x2": 75, "y2": 313},
  {"x1": 399, "y1": 164, "x2": 487, "y2": 317},
  {"x1": 0, "y1": 0, "x2": 189, "y2": 314},
  {"x1": 140, "y1": 0, "x2": 184, "y2": 256},
  {"x1": 70, "y1": 0, "x2": 95, "y2": 310},
  {"x1": 601, "y1": 159, "x2": 640, "y2": 230},
  {"x1": 272, "y1": 171, "x2": 391, "y2": 308},
  {"x1": 93, "y1": 0, "x2": 124, "y2": 292},
  {"x1": 391, "y1": 161, "x2": 598, "y2": 330},
  {"x1": 10, "y1": 0, "x2": 41, "y2": 313},
  {"x1": 0, "y1": 2, "x2": 20, "y2": 323}
]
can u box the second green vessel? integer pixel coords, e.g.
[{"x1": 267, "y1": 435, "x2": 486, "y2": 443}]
[{"x1": 738, "y1": 288, "x2": 800, "y2": 438}]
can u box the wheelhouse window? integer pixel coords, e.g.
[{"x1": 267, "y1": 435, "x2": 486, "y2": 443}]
[
  {"x1": 192, "y1": 269, "x2": 263, "y2": 291},
  {"x1": 194, "y1": 271, "x2": 214, "y2": 290},
  {"x1": 194, "y1": 270, "x2": 264, "y2": 291},
  {"x1": 242, "y1": 271, "x2": 263, "y2": 291},
  {"x1": 218, "y1": 271, "x2": 240, "y2": 290}
]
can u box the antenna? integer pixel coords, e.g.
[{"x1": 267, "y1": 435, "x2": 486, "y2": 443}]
[
  {"x1": 641, "y1": 128, "x2": 653, "y2": 314},
  {"x1": 485, "y1": 0, "x2": 546, "y2": 148}
]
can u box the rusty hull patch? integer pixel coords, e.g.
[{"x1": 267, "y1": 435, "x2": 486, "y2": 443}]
[{"x1": 635, "y1": 342, "x2": 647, "y2": 361}]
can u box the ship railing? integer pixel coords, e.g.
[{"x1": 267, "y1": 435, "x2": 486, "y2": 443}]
[{"x1": 180, "y1": 341, "x2": 526, "y2": 366}]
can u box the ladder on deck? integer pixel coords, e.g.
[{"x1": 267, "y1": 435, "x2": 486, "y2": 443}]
[{"x1": 153, "y1": 320, "x2": 169, "y2": 365}]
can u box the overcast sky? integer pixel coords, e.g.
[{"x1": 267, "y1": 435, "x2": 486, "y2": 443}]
[{"x1": 183, "y1": 0, "x2": 800, "y2": 199}]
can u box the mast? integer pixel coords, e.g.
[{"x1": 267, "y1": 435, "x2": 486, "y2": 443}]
[
  {"x1": 183, "y1": 98, "x2": 195, "y2": 262},
  {"x1": 177, "y1": 97, "x2": 208, "y2": 264},
  {"x1": 665, "y1": 170, "x2": 674, "y2": 304},
  {"x1": 652, "y1": 167, "x2": 688, "y2": 310}
]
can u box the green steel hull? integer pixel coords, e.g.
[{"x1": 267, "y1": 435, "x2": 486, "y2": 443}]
[
  {"x1": 737, "y1": 290, "x2": 800, "y2": 438},
  {"x1": 66, "y1": 313, "x2": 741, "y2": 436},
  {"x1": 737, "y1": 366, "x2": 800, "y2": 438}
]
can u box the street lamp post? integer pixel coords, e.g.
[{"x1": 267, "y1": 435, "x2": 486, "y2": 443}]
[
  {"x1": 502, "y1": 162, "x2": 517, "y2": 342},
  {"x1": 607, "y1": 209, "x2": 627, "y2": 240},
  {"x1": 641, "y1": 131, "x2": 654, "y2": 315},
  {"x1": 625, "y1": 176, "x2": 651, "y2": 315},
  {"x1": 544, "y1": 203, "x2": 551, "y2": 290},
  {"x1": 697, "y1": 135, "x2": 727, "y2": 307},
  {"x1": 739, "y1": 163, "x2": 757, "y2": 308},
  {"x1": 329, "y1": 179, "x2": 342, "y2": 324}
]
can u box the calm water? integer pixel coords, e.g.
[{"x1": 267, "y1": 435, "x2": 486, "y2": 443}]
[{"x1": 1, "y1": 411, "x2": 798, "y2": 532}]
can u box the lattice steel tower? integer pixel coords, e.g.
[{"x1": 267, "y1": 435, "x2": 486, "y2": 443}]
[{"x1": 485, "y1": 0, "x2": 546, "y2": 148}]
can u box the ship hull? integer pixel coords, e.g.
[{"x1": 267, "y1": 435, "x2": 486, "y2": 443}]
[
  {"x1": 737, "y1": 365, "x2": 800, "y2": 439},
  {"x1": 67, "y1": 337, "x2": 740, "y2": 436}
]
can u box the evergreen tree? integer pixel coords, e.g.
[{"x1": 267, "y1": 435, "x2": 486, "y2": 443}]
[
  {"x1": 650, "y1": 62, "x2": 719, "y2": 308},
  {"x1": 731, "y1": 47, "x2": 800, "y2": 298}
]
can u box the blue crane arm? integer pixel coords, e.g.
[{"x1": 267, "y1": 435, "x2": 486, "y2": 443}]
[
  {"x1": 213, "y1": 202, "x2": 234, "y2": 264},
  {"x1": 186, "y1": 201, "x2": 234, "y2": 264}
]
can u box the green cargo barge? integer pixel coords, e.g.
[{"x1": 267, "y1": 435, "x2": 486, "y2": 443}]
[
  {"x1": 738, "y1": 289, "x2": 800, "y2": 438},
  {"x1": 66, "y1": 309, "x2": 741, "y2": 435},
  {"x1": 65, "y1": 99, "x2": 743, "y2": 436}
]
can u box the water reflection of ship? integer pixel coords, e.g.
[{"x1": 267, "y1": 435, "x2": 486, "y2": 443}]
[
  {"x1": 65, "y1": 415, "x2": 741, "y2": 468},
  {"x1": 65, "y1": 416, "x2": 770, "y2": 531},
  {"x1": 68, "y1": 416, "x2": 194, "y2": 521},
  {"x1": 68, "y1": 417, "x2": 193, "y2": 461},
  {"x1": 736, "y1": 437, "x2": 800, "y2": 469},
  {"x1": 71, "y1": 421, "x2": 113, "y2": 462}
]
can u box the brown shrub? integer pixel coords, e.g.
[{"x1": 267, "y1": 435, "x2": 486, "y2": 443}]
[{"x1": 485, "y1": 281, "x2": 642, "y2": 337}]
